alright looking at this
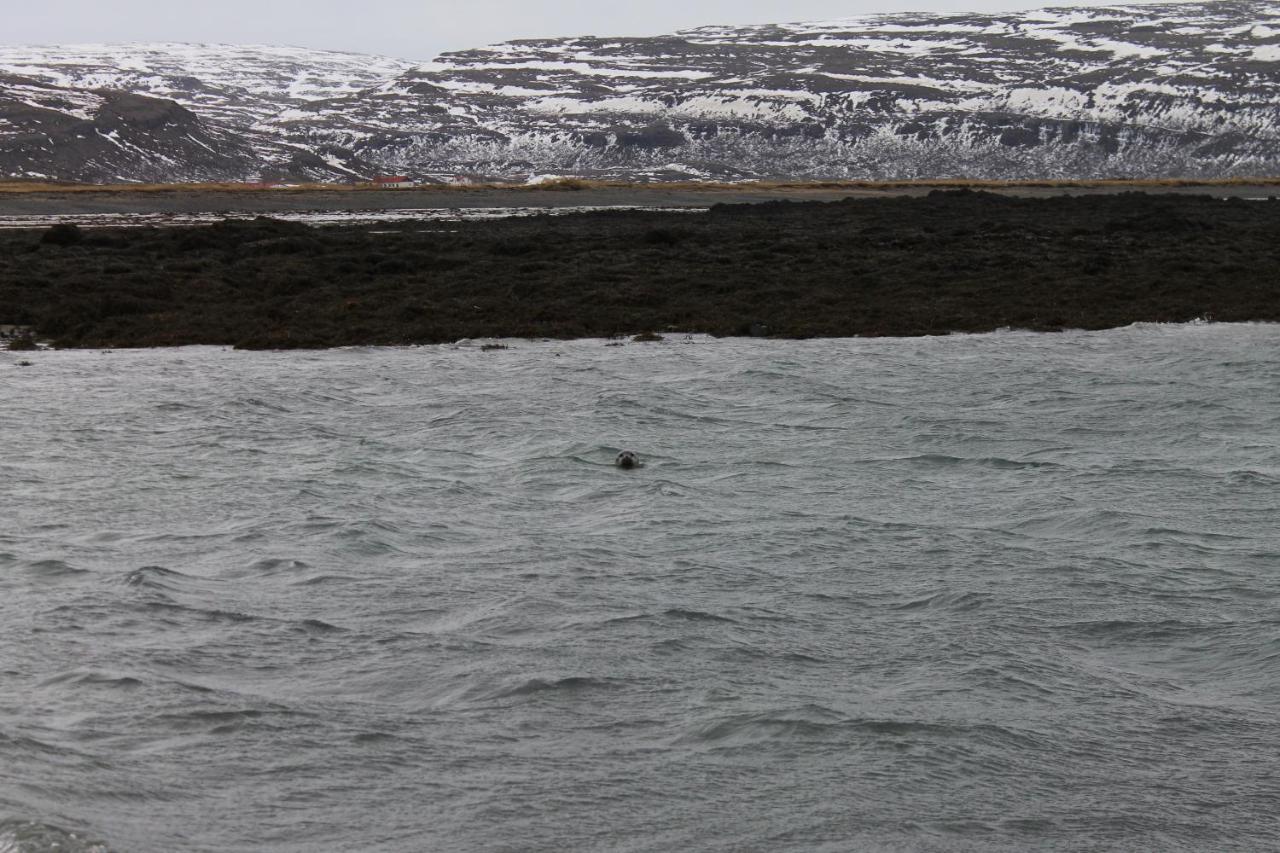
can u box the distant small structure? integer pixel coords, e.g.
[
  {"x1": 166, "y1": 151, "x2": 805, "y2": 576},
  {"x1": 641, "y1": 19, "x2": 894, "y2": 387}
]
[{"x1": 371, "y1": 176, "x2": 415, "y2": 189}]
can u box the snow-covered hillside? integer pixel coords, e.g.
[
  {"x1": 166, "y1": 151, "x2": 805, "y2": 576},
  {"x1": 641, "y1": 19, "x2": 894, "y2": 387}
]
[
  {"x1": 0, "y1": 43, "x2": 413, "y2": 129},
  {"x1": 0, "y1": 44, "x2": 415, "y2": 181},
  {"x1": 2, "y1": 1, "x2": 1278, "y2": 183}
]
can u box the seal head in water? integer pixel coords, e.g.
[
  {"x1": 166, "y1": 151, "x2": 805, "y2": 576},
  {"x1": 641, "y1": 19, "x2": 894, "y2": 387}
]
[{"x1": 615, "y1": 450, "x2": 641, "y2": 470}]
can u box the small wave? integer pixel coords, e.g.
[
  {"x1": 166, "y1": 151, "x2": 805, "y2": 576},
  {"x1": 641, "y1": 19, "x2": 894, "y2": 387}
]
[
  {"x1": 1140, "y1": 526, "x2": 1247, "y2": 542},
  {"x1": 677, "y1": 704, "x2": 843, "y2": 745},
  {"x1": 38, "y1": 670, "x2": 145, "y2": 691},
  {"x1": 142, "y1": 601, "x2": 260, "y2": 625},
  {"x1": 1001, "y1": 817, "x2": 1058, "y2": 834},
  {"x1": 0, "y1": 730, "x2": 81, "y2": 759},
  {"x1": 240, "y1": 557, "x2": 314, "y2": 576},
  {"x1": 782, "y1": 652, "x2": 828, "y2": 664},
  {"x1": 121, "y1": 565, "x2": 191, "y2": 591},
  {"x1": 1001, "y1": 508, "x2": 1150, "y2": 540},
  {"x1": 1061, "y1": 619, "x2": 1229, "y2": 641},
  {"x1": 959, "y1": 665, "x2": 1060, "y2": 699},
  {"x1": 0, "y1": 820, "x2": 111, "y2": 853},
  {"x1": 894, "y1": 591, "x2": 993, "y2": 612},
  {"x1": 1225, "y1": 469, "x2": 1280, "y2": 486},
  {"x1": 494, "y1": 676, "x2": 612, "y2": 699},
  {"x1": 292, "y1": 574, "x2": 357, "y2": 586},
  {"x1": 161, "y1": 708, "x2": 266, "y2": 725},
  {"x1": 139, "y1": 600, "x2": 348, "y2": 638},
  {"x1": 679, "y1": 707, "x2": 1037, "y2": 749},
  {"x1": 150, "y1": 706, "x2": 303, "y2": 735},
  {"x1": 1134, "y1": 529, "x2": 1256, "y2": 556},
  {"x1": 611, "y1": 401, "x2": 739, "y2": 428},
  {"x1": 235, "y1": 396, "x2": 292, "y2": 413},
  {"x1": 352, "y1": 731, "x2": 405, "y2": 744},
  {"x1": 417, "y1": 673, "x2": 617, "y2": 708},
  {"x1": 599, "y1": 608, "x2": 736, "y2": 627},
  {"x1": 294, "y1": 618, "x2": 348, "y2": 635},
  {"x1": 662, "y1": 608, "x2": 736, "y2": 623},
  {"x1": 888, "y1": 453, "x2": 1061, "y2": 471},
  {"x1": 20, "y1": 559, "x2": 90, "y2": 579}
]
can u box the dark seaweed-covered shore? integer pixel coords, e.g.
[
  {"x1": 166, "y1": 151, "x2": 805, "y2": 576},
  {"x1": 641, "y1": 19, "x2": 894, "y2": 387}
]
[{"x1": 2, "y1": 191, "x2": 1278, "y2": 349}]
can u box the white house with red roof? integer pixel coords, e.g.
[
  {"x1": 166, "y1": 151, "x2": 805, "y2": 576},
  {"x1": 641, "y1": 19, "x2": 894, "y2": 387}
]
[{"x1": 371, "y1": 175, "x2": 415, "y2": 189}]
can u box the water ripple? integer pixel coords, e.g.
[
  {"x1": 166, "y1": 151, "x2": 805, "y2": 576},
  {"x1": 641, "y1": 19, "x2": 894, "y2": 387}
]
[{"x1": 2, "y1": 324, "x2": 1279, "y2": 852}]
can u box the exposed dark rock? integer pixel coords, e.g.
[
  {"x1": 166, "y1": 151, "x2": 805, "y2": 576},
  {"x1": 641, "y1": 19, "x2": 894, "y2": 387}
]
[
  {"x1": 41, "y1": 224, "x2": 84, "y2": 246},
  {"x1": 1, "y1": 193, "x2": 1277, "y2": 349}
]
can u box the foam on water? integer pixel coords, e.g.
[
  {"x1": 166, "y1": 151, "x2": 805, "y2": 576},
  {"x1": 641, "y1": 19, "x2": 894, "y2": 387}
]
[{"x1": 2, "y1": 324, "x2": 1279, "y2": 852}]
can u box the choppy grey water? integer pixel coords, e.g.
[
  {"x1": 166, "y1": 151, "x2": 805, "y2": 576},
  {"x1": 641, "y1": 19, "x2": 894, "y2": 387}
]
[{"x1": 2, "y1": 324, "x2": 1279, "y2": 853}]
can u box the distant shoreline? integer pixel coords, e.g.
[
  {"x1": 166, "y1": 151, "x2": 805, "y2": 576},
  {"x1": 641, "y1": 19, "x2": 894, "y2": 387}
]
[
  {"x1": 3, "y1": 191, "x2": 1279, "y2": 350},
  {"x1": 0, "y1": 178, "x2": 1277, "y2": 217},
  {"x1": 4, "y1": 177, "x2": 1280, "y2": 193}
]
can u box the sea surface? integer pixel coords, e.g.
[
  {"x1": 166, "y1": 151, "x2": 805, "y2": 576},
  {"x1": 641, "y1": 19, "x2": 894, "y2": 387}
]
[{"x1": 2, "y1": 324, "x2": 1278, "y2": 853}]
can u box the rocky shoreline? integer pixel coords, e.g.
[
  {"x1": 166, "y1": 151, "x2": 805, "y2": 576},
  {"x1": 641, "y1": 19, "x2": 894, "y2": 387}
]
[
  {"x1": 2, "y1": 191, "x2": 1278, "y2": 349},
  {"x1": 1, "y1": 182, "x2": 1278, "y2": 216}
]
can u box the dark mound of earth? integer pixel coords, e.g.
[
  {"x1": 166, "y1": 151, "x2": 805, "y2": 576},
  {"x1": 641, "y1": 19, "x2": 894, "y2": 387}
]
[{"x1": 1, "y1": 192, "x2": 1277, "y2": 349}]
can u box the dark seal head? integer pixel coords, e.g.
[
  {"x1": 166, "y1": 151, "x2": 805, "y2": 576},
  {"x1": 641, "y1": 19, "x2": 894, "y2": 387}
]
[{"x1": 615, "y1": 450, "x2": 641, "y2": 470}]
